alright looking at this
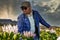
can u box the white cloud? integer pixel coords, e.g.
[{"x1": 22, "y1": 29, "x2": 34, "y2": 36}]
[
  {"x1": 47, "y1": 0, "x2": 60, "y2": 13},
  {"x1": 38, "y1": 0, "x2": 60, "y2": 13}
]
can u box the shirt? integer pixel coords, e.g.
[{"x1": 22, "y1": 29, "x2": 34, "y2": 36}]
[{"x1": 27, "y1": 12, "x2": 35, "y2": 33}]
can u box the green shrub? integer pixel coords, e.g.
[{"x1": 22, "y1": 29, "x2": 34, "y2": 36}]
[{"x1": 40, "y1": 30, "x2": 57, "y2": 40}]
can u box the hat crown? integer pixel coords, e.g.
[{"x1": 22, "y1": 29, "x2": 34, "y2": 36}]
[{"x1": 21, "y1": 1, "x2": 31, "y2": 7}]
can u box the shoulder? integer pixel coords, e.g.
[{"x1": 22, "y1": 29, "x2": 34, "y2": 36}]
[
  {"x1": 17, "y1": 13, "x2": 24, "y2": 20},
  {"x1": 32, "y1": 10, "x2": 39, "y2": 13},
  {"x1": 32, "y1": 10, "x2": 40, "y2": 15}
]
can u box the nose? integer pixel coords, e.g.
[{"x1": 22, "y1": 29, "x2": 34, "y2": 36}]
[{"x1": 23, "y1": 9, "x2": 26, "y2": 12}]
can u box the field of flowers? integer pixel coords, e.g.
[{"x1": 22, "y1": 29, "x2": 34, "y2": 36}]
[
  {"x1": 0, "y1": 25, "x2": 60, "y2": 40},
  {"x1": 0, "y1": 31, "x2": 57, "y2": 40}
]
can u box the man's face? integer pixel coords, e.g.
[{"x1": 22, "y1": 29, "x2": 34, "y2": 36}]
[{"x1": 21, "y1": 6, "x2": 31, "y2": 14}]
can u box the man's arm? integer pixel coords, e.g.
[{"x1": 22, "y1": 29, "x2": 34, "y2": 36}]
[
  {"x1": 37, "y1": 12, "x2": 51, "y2": 28},
  {"x1": 17, "y1": 16, "x2": 23, "y2": 34}
]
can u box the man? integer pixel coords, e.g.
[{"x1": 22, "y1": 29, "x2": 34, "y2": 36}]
[{"x1": 17, "y1": 1, "x2": 51, "y2": 40}]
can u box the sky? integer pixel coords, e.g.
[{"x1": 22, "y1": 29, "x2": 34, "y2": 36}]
[{"x1": 0, "y1": 0, "x2": 60, "y2": 26}]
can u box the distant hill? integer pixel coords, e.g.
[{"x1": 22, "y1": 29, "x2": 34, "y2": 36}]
[
  {"x1": 40, "y1": 26, "x2": 60, "y2": 29},
  {"x1": 0, "y1": 19, "x2": 17, "y2": 25}
]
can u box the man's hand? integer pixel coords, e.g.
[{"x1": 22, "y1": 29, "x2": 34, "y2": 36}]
[
  {"x1": 49, "y1": 26, "x2": 55, "y2": 30},
  {"x1": 49, "y1": 27, "x2": 52, "y2": 30},
  {"x1": 48, "y1": 27, "x2": 55, "y2": 33},
  {"x1": 23, "y1": 31, "x2": 36, "y2": 38}
]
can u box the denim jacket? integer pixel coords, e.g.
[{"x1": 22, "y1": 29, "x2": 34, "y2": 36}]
[{"x1": 17, "y1": 10, "x2": 50, "y2": 39}]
